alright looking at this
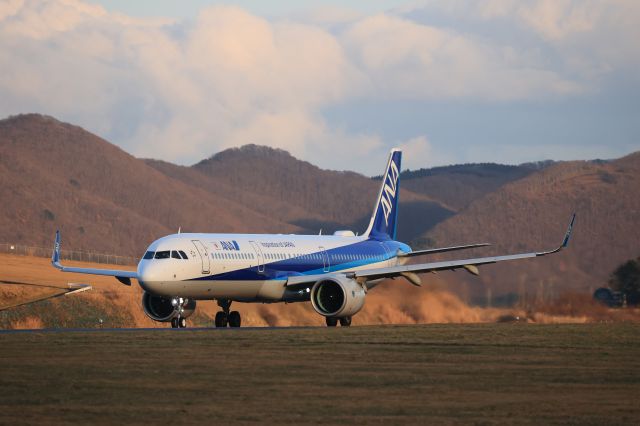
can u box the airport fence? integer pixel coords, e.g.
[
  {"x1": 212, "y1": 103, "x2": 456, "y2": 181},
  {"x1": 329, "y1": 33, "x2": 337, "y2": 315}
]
[{"x1": 0, "y1": 242, "x2": 137, "y2": 266}]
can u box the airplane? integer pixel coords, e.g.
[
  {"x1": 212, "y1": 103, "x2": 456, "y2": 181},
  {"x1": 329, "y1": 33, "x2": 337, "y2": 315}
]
[{"x1": 51, "y1": 149, "x2": 575, "y2": 328}]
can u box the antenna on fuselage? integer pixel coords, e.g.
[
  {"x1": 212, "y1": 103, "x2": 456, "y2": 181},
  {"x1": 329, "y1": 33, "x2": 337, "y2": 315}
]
[
  {"x1": 178, "y1": 227, "x2": 181, "y2": 234},
  {"x1": 319, "y1": 229, "x2": 322, "y2": 235}
]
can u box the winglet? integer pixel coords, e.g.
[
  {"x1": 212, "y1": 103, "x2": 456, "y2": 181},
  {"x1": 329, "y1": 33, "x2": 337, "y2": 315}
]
[
  {"x1": 537, "y1": 213, "x2": 576, "y2": 256},
  {"x1": 52, "y1": 230, "x2": 62, "y2": 268},
  {"x1": 562, "y1": 213, "x2": 576, "y2": 248}
]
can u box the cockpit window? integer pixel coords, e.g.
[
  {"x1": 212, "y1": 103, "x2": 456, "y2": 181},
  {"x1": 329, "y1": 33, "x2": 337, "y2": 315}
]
[
  {"x1": 154, "y1": 251, "x2": 170, "y2": 259},
  {"x1": 143, "y1": 251, "x2": 155, "y2": 260},
  {"x1": 179, "y1": 250, "x2": 188, "y2": 259},
  {"x1": 171, "y1": 250, "x2": 181, "y2": 259}
]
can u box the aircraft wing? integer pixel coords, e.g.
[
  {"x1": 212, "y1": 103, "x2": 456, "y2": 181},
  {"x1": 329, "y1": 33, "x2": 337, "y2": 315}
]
[
  {"x1": 51, "y1": 231, "x2": 138, "y2": 285},
  {"x1": 357, "y1": 213, "x2": 575, "y2": 282},
  {"x1": 287, "y1": 214, "x2": 575, "y2": 287}
]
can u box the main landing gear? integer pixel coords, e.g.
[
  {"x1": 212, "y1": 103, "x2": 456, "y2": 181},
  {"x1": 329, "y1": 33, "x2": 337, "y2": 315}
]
[
  {"x1": 326, "y1": 316, "x2": 352, "y2": 327},
  {"x1": 215, "y1": 299, "x2": 241, "y2": 328},
  {"x1": 171, "y1": 317, "x2": 187, "y2": 329}
]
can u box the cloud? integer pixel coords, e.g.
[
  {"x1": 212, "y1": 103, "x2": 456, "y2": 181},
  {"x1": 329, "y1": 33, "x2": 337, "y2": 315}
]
[
  {"x1": 350, "y1": 15, "x2": 573, "y2": 100},
  {"x1": 397, "y1": 136, "x2": 431, "y2": 169},
  {"x1": 0, "y1": 0, "x2": 638, "y2": 174}
]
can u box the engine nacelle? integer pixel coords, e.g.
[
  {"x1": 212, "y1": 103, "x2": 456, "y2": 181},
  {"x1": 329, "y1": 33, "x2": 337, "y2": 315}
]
[
  {"x1": 310, "y1": 276, "x2": 366, "y2": 317},
  {"x1": 142, "y1": 292, "x2": 196, "y2": 322}
]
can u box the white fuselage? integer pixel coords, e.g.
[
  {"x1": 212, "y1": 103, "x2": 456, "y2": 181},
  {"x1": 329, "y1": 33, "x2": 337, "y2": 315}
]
[{"x1": 136, "y1": 232, "x2": 408, "y2": 302}]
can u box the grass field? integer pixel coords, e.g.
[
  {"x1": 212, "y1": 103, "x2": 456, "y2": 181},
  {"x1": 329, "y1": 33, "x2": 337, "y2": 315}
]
[{"x1": 0, "y1": 324, "x2": 638, "y2": 425}]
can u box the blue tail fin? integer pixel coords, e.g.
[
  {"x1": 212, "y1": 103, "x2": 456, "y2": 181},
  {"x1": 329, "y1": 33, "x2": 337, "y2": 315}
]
[{"x1": 363, "y1": 149, "x2": 402, "y2": 240}]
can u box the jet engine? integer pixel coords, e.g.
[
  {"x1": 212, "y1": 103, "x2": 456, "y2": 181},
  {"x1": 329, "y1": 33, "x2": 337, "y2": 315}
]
[
  {"x1": 310, "y1": 276, "x2": 366, "y2": 317},
  {"x1": 142, "y1": 292, "x2": 196, "y2": 322}
]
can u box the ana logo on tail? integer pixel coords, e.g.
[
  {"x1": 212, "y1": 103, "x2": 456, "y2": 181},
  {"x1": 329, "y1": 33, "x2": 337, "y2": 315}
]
[{"x1": 380, "y1": 160, "x2": 399, "y2": 226}]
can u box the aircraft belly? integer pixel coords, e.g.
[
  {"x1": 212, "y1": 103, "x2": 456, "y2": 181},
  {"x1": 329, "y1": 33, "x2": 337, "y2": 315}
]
[{"x1": 157, "y1": 280, "x2": 268, "y2": 300}]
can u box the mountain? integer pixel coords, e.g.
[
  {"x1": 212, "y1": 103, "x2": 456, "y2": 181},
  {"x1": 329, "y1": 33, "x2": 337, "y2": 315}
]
[
  {"x1": 425, "y1": 153, "x2": 640, "y2": 300},
  {"x1": 0, "y1": 114, "x2": 296, "y2": 255},
  {"x1": 1, "y1": 113, "x2": 638, "y2": 304},
  {"x1": 399, "y1": 163, "x2": 541, "y2": 212},
  {"x1": 152, "y1": 145, "x2": 454, "y2": 241},
  {"x1": 0, "y1": 114, "x2": 454, "y2": 254}
]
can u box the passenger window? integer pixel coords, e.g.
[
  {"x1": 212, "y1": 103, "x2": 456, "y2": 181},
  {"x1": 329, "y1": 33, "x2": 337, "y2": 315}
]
[
  {"x1": 179, "y1": 250, "x2": 188, "y2": 259},
  {"x1": 171, "y1": 251, "x2": 181, "y2": 259},
  {"x1": 154, "y1": 251, "x2": 170, "y2": 259},
  {"x1": 143, "y1": 251, "x2": 155, "y2": 260}
]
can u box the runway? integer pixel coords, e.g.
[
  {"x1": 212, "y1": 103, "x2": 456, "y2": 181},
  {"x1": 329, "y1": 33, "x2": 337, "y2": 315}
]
[
  {"x1": 0, "y1": 325, "x2": 317, "y2": 334},
  {"x1": 0, "y1": 323, "x2": 637, "y2": 425}
]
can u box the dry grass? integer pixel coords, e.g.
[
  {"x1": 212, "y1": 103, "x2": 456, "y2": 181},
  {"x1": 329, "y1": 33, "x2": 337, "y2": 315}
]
[
  {"x1": 0, "y1": 324, "x2": 638, "y2": 425},
  {"x1": 3, "y1": 254, "x2": 640, "y2": 330}
]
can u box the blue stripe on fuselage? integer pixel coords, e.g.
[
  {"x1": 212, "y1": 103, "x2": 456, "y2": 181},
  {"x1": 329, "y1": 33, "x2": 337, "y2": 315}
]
[{"x1": 187, "y1": 239, "x2": 409, "y2": 282}]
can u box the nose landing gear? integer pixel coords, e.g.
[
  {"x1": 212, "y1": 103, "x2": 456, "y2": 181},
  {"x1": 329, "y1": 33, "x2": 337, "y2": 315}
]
[
  {"x1": 170, "y1": 297, "x2": 189, "y2": 328},
  {"x1": 215, "y1": 299, "x2": 241, "y2": 328}
]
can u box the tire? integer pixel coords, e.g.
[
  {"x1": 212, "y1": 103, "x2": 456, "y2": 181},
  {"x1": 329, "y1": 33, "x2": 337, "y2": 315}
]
[
  {"x1": 326, "y1": 317, "x2": 338, "y2": 327},
  {"x1": 179, "y1": 317, "x2": 187, "y2": 328},
  {"x1": 339, "y1": 317, "x2": 352, "y2": 327},
  {"x1": 228, "y1": 311, "x2": 241, "y2": 328},
  {"x1": 215, "y1": 311, "x2": 228, "y2": 328},
  {"x1": 171, "y1": 318, "x2": 179, "y2": 328}
]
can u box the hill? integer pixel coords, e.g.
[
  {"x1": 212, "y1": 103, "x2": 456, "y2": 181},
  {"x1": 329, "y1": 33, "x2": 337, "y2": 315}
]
[
  {"x1": 148, "y1": 145, "x2": 455, "y2": 241},
  {"x1": 1, "y1": 113, "x2": 638, "y2": 306},
  {"x1": 425, "y1": 153, "x2": 640, "y2": 299},
  {"x1": 0, "y1": 114, "x2": 457, "y2": 253},
  {"x1": 0, "y1": 114, "x2": 296, "y2": 255},
  {"x1": 399, "y1": 163, "x2": 541, "y2": 211}
]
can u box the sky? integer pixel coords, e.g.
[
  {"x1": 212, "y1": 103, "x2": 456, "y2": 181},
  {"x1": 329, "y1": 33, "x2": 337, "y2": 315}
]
[{"x1": 1, "y1": 0, "x2": 639, "y2": 174}]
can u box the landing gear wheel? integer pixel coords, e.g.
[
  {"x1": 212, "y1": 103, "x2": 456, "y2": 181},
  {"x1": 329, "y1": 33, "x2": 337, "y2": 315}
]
[
  {"x1": 215, "y1": 311, "x2": 228, "y2": 328},
  {"x1": 326, "y1": 317, "x2": 338, "y2": 327},
  {"x1": 178, "y1": 317, "x2": 187, "y2": 328},
  {"x1": 339, "y1": 317, "x2": 352, "y2": 327},
  {"x1": 171, "y1": 318, "x2": 179, "y2": 328},
  {"x1": 228, "y1": 311, "x2": 241, "y2": 328}
]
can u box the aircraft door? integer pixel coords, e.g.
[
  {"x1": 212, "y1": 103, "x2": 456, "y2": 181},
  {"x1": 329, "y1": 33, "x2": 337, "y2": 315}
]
[
  {"x1": 191, "y1": 240, "x2": 211, "y2": 274},
  {"x1": 319, "y1": 247, "x2": 330, "y2": 273},
  {"x1": 249, "y1": 241, "x2": 265, "y2": 273}
]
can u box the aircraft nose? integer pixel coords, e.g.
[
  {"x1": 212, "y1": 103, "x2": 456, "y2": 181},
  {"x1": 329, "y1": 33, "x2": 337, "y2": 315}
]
[{"x1": 137, "y1": 262, "x2": 159, "y2": 286}]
